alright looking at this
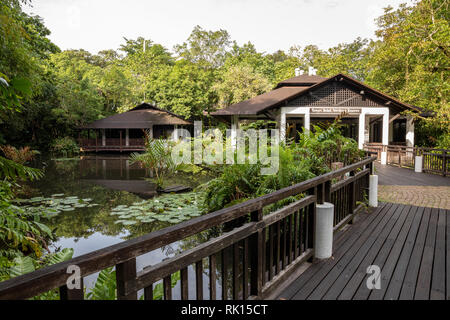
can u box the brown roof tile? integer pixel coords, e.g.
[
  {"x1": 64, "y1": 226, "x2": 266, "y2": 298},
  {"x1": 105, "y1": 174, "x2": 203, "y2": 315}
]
[
  {"x1": 275, "y1": 74, "x2": 328, "y2": 88},
  {"x1": 83, "y1": 103, "x2": 192, "y2": 129},
  {"x1": 211, "y1": 86, "x2": 309, "y2": 116}
]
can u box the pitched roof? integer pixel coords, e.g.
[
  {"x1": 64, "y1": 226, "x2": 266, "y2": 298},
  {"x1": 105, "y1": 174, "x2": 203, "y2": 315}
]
[
  {"x1": 83, "y1": 103, "x2": 192, "y2": 129},
  {"x1": 211, "y1": 86, "x2": 309, "y2": 116},
  {"x1": 211, "y1": 73, "x2": 422, "y2": 117},
  {"x1": 275, "y1": 74, "x2": 328, "y2": 88}
]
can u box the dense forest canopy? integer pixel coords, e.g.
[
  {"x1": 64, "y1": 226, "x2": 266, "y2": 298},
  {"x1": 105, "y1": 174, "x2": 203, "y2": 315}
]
[{"x1": 0, "y1": 0, "x2": 449, "y2": 149}]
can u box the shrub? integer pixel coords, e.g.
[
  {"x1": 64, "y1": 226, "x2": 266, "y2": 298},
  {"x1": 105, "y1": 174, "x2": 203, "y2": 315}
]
[
  {"x1": 50, "y1": 137, "x2": 79, "y2": 157},
  {"x1": 0, "y1": 145, "x2": 39, "y2": 165}
]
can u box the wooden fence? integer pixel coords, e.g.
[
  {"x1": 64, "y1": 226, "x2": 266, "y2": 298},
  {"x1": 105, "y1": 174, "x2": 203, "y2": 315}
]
[
  {"x1": 364, "y1": 143, "x2": 448, "y2": 177},
  {"x1": 0, "y1": 157, "x2": 375, "y2": 300},
  {"x1": 78, "y1": 138, "x2": 146, "y2": 152}
]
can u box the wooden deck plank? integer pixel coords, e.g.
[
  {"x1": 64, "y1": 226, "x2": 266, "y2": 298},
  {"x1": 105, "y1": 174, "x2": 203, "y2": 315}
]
[
  {"x1": 279, "y1": 202, "x2": 449, "y2": 300},
  {"x1": 358, "y1": 205, "x2": 414, "y2": 300},
  {"x1": 278, "y1": 203, "x2": 393, "y2": 300},
  {"x1": 367, "y1": 206, "x2": 419, "y2": 300},
  {"x1": 294, "y1": 203, "x2": 397, "y2": 300},
  {"x1": 398, "y1": 207, "x2": 431, "y2": 300},
  {"x1": 414, "y1": 207, "x2": 439, "y2": 299},
  {"x1": 319, "y1": 203, "x2": 408, "y2": 300},
  {"x1": 383, "y1": 206, "x2": 424, "y2": 300},
  {"x1": 339, "y1": 205, "x2": 415, "y2": 300},
  {"x1": 430, "y1": 208, "x2": 446, "y2": 300}
]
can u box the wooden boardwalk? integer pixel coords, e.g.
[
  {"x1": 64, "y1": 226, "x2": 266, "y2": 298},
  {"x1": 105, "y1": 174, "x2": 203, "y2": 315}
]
[
  {"x1": 375, "y1": 162, "x2": 449, "y2": 186},
  {"x1": 278, "y1": 202, "x2": 449, "y2": 300}
]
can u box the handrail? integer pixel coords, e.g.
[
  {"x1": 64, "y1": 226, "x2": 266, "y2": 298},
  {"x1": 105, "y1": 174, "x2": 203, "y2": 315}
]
[
  {"x1": 0, "y1": 156, "x2": 376, "y2": 300},
  {"x1": 364, "y1": 143, "x2": 448, "y2": 176}
]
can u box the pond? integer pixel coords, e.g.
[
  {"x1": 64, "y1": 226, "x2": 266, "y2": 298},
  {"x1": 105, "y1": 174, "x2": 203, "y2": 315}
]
[{"x1": 25, "y1": 154, "x2": 223, "y2": 297}]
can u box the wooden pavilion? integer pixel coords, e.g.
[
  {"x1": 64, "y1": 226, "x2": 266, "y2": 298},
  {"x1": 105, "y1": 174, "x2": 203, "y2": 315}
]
[
  {"x1": 79, "y1": 103, "x2": 192, "y2": 152},
  {"x1": 212, "y1": 73, "x2": 424, "y2": 164}
]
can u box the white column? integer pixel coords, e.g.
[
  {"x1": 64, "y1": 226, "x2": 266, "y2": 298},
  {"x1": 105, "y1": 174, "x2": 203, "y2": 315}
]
[
  {"x1": 364, "y1": 115, "x2": 370, "y2": 144},
  {"x1": 304, "y1": 108, "x2": 310, "y2": 132},
  {"x1": 406, "y1": 115, "x2": 414, "y2": 147},
  {"x1": 369, "y1": 175, "x2": 378, "y2": 207},
  {"x1": 314, "y1": 202, "x2": 334, "y2": 260},
  {"x1": 358, "y1": 112, "x2": 365, "y2": 149},
  {"x1": 231, "y1": 115, "x2": 238, "y2": 149},
  {"x1": 173, "y1": 125, "x2": 179, "y2": 141},
  {"x1": 381, "y1": 110, "x2": 389, "y2": 165},
  {"x1": 102, "y1": 129, "x2": 106, "y2": 146},
  {"x1": 280, "y1": 109, "x2": 287, "y2": 142},
  {"x1": 382, "y1": 111, "x2": 389, "y2": 145},
  {"x1": 125, "y1": 129, "x2": 129, "y2": 146}
]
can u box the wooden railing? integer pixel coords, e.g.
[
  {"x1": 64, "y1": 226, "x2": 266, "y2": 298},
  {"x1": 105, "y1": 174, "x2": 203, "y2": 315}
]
[
  {"x1": 364, "y1": 143, "x2": 448, "y2": 177},
  {"x1": 78, "y1": 138, "x2": 146, "y2": 152},
  {"x1": 0, "y1": 157, "x2": 375, "y2": 300}
]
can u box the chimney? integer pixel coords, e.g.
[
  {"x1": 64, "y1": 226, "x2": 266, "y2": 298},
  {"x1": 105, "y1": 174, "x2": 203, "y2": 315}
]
[{"x1": 295, "y1": 68, "x2": 304, "y2": 76}]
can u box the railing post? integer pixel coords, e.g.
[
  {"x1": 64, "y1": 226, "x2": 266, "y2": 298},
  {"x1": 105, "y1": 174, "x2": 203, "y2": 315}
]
[
  {"x1": 59, "y1": 278, "x2": 84, "y2": 300},
  {"x1": 443, "y1": 151, "x2": 447, "y2": 177},
  {"x1": 415, "y1": 153, "x2": 423, "y2": 173},
  {"x1": 314, "y1": 202, "x2": 334, "y2": 260},
  {"x1": 349, "y1": 170, "x2": 356, "y2": 220},
  {"x1": 381, "y1": 145, "x2": 387, "y2": 165},
  {"x1": 249, "y1": 209, "x2": 263, "y2": 298},
  {"x1": 369, "y1": 174, "x2": 378, "y2": 207},
  {"x1": 116, "y1": 258, "x2": 137, "y2": 300}
]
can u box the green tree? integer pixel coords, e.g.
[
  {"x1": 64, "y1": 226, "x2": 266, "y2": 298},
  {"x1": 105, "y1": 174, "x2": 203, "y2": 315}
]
[
  {"x1": 366, "y1": 0, "x2": 449, "y2": 147},
  {"x1": 213, "y1": 65, "x2": 272, "y2": 108},
  {"x1": 174, "y1": 25, "x2": 231, "y2": 68}
]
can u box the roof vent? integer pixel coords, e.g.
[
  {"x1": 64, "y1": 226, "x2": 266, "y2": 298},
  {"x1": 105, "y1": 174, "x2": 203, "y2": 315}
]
[
  {"x1": 295, "y1": 68, "x2": 304, "y2": 76},
  {"x1": 308, "y1": 66, "x2": 317, "y2": 76}
]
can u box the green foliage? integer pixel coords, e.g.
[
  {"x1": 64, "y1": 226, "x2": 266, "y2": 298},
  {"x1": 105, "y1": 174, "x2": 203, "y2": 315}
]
[
  {"x1": 86, "y1": 267, "x2": 117, "y2": 300},
  {"x1": 50, "y1": 137, "x2": 79, "y2": 157},
  {"x1": 366, "y1": 0, "x2": 449, "y2": 147},
  {"x1": 202, "y1": 121, "x2": 363, "y2": 214},
  {"x1": 213, "y1": 65, "x2": 272, "y2": 108},
  {"x1": 203, "y1": 164, "x2": 264, "y2": 213},
  {"x1": 130, "y1": 137, "x2": 178, "y2": 189}
]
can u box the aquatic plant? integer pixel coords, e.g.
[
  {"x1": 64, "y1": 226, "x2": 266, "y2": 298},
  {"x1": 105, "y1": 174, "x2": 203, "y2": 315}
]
[
  {"x1": 110, "y1": 192, "x2": 205, "y2": 225},
  {"x1": 13, "y1": 194, "x2": 98, "y2": 217}
]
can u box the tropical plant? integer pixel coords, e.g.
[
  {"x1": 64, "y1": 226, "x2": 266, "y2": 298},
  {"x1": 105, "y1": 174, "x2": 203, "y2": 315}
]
[
  {"x1": 50, "y1": 137, "x2": 79, "y2": 157},
  {"x1": 130, "y1": 137, "x2": 178, "y2": 189},
  {"x1": 0, "y1": 145, "x2": 39, "y2": 164}
]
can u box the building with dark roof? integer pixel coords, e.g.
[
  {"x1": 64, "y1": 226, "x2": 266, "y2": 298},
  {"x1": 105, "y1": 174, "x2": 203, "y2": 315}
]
[
  {"x1": 79, "y1": 103, "x2": 192, "y2": 152},
  {"x1": 212, "y1": 73, "x2": 421, "y2": 164}
]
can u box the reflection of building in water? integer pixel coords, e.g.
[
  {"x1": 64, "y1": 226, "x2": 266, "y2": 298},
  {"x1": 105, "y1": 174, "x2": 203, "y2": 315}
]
[
  {"x1": 78, "y1": 102, "x2": 193, "y2": 152},
  {"x1": 79, "y1": 155, "x2": 157, "y2": 198}
]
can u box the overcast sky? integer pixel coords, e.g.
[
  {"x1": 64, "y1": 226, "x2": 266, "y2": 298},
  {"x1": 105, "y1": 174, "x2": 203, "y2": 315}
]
[{"x1": 23, "y1": 0, "x2": 411, "y2": 55}]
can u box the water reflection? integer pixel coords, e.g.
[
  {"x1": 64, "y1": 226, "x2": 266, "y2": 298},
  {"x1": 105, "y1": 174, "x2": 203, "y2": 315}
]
[
  {"x1": 29, "y1": 155, "x2": 211, "y2": 253},
  {"x1": 27, "y1": 154, "x2": 217, "y2": 296}
]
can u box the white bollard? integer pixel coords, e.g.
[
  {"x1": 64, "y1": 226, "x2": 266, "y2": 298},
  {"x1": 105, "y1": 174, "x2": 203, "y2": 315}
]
[
  {"x1": 369, "y1": 175, "x2": 378, "y2": 207},
  {"x1": 380, "y1": 151, "x2": 387, "y2": 165},
  {"x1": 314, "y1": 202, "x2": 334, "y2": 260},
  {"x1": 415, "y1": 155, "x2": 423, "y2": 173}
]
